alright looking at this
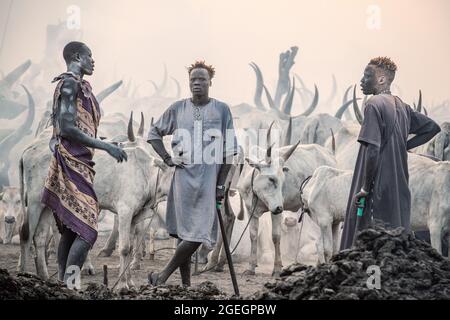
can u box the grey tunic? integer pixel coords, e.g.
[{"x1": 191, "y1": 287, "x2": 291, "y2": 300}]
[
  {"x1": 148, "y1": 98, "x2": 238, "y2": 248},
  {"x1": 340, "y1": 95, "x2": 440, "y2": 250}
]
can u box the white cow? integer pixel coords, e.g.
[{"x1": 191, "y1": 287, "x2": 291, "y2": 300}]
[
  {"x1": 0, "y1": 187, "x2": 24, "y2": 244},
  {"x1": 302, "y1": 156, "x2": 450, "y2": 262},
  {"x1": 237, "y1": 141, "x2": 336, "y2": 276},
  {"x1": 18, "y1": 115, "x2": 173, "y2": 289}
]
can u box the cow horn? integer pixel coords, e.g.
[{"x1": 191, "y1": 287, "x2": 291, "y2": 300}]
[
  {"x1": 299, "y1": 84, "x2": 319, "y2": 116},
  {"x1": 423, "y1": 106, "x2": 428, "y2": 116},
  {"x1": 96, "y1": 80, "x2": 123, "y2": 103},
  {"x1": 330, "y1": 128, "x2": 336, "y2": 155},
  {"x1": 150, "y1": 117, "x2": 154, "y2": 126},
  {"x1": 265, "y1": 143, "x2": 274, "y2": 165},
  {"x1": 149, "y1": 80, "x2": 159, "y2": 95},
  {"x1": 283, "y1": 117, "x2": 292, "y2": 147},
  {"x1": 0, "y1": 85, "x2": 35, "y2": 180},
  {"x1": 281, "y1": 139, "x2": 301, "y2": 163},
  {"x1": 128, "y1": 111, "x2": 136, "y2": 142},
  {"x1": 266, "y1": 121, "x2": 275, "y2": 147},
  {"x1": 417, "y1": 90, "x2": 422, "y2": 113},
  {"x1": 171, "y1": 77, "x2": 181, "y2": 99},
  {"x1": 137, "y1": 112, "x2": 145, "y2": 137},
  {"x1": 324, "y1": 74, "x2": 337, "y2": 106},
  {"x1": 343, "y1": 84, "x2": 353, "y2": 105},
  {"x1": 334, "y1": 98, "x2": 360, "y2": 119},
  {"x1": 281, "y1": 77, "x2": 295, "y2": 115},
  {"x1": 249, "y1": 62, "x2": 266, "y2": 111},
  {"x1": 263, "y1": 85, "x2": 276, "y2": 110},
  {"x1": 353, "y1": 85, "x2": 364, "y2": 124},
  {"x1": 0, "y1": 60, "x2": 32, "y2": 90}
]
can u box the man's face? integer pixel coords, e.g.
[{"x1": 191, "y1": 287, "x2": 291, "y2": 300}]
[
  {"x1": 189, "y1": 68, "x2": 211, "y2": 97},
  {"x1": 360, "y1": 65, "x2": 378, "y2": 95},
  {"x1": 78, "y1": 45, "x2": 95, "y2": 76}
]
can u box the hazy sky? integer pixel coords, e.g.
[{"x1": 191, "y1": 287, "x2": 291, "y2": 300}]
[{"x1": 1, "y1": 0, "x2": 449, "y2": 108}]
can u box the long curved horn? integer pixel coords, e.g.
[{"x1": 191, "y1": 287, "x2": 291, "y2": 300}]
[
  {"x1": 137, "y1": 112, "x2": 145, "y2": 137},
  {"x1": 417, "y1": 90, "x2": 422, "y2": 113},
  {"x1": 0, "y1": 99, "x2": 28, "y2": 120},
  {"x1": 171, "y1": 77, "x2": 181, "y2": 99},
  {"x1": 249, "y1": 62, "x2": 266, "y2": 110},
  {"x1": 0, "y1": 60, "x2": 32, "y2": 90},
  {"x1": 263, "y1": 85, "x2": 276, "y2": 110},
  {"x1": 266, "y1": 121, "x2": 275, "y2": 147},
  {"x1": 281, "y1": 139, "x2": 301, "y2": 163},
  {"x1": 150, "y1": 117, "x2": 154, "y2": 126},
  {"x1": 281, "y1": 77, "x2": 295, "y2": 115},
  {"x1": 334, "y1": 98, "x2": 360, "y2": 119},
  {"x1": 300, "y1": 84, "x2": 319, "y2": 116},
  {"x1": 148, "y1": 80, "x2": 159, "y2": 96},
  {"x1": 265, "y1": 143, "x2": 274, "y2": 165},
  {"x1": 128, "y1": 111, "x2": 136, "y2": 142},
  {"x1": 96, "y1": 80, "x2": 123, "y2": 103},
  {"x1": 423, "y1": 106, "x2": 428, "y2": 116},
  {"x1": 343, "y1": 85, "x2": 353, "y2": 105},
  {"x1": 323, "y1": 74, "x2": 337, "y2": 106},
  {"x1": 283, "y1": 116, "x2": 292, "y2": 146},
  {"x1": 352, "y1": 85, "x2": 364, "y2": 125},
  {"x1": 330, "y1": 128, "x2": 336, "y2": 155},
  {"x1": 0, "y1": 85, "x2": 35, "y2": 160}
]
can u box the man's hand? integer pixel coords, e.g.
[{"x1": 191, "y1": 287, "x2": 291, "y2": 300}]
[
  {"x1": 106, "y1": 144, "x2": 128, "y2": 163},
  {"x1": 354, "y1": 188, "x2": 369, "y2": 206},
  {"x1": 164, "y1": 156, "x2": 185, "y2": 169},
  {"x1": 216, "y1": 185, "x2": 226, "y2": 202}
]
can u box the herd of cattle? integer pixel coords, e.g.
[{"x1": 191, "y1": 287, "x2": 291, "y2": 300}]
[{"x1": 1, "y1": 44, "x2": 449, "y2": 290}]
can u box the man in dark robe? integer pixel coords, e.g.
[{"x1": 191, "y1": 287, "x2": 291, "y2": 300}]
[{"x1": 340, "y1": 57, "x2": 441, "y2": 250}]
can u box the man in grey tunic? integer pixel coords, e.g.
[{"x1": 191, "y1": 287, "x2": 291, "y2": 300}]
[
  {"x1": 147, "y1": 61, "x2": 238, "y2": 286},
  {"x1": 340, "y1": 57, "x2": 441, "y2": 250}
]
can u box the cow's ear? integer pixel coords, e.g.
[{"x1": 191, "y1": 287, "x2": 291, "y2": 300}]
[
  {"x1": 245, "y1": 157, "x2": 261, "y2": 171},
  {"x1": 282, "y1": 166, "x2": 289, "y2": 173}
]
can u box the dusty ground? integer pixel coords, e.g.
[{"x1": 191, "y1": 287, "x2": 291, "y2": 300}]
[{"x1": 0, "y1": 233, "x2": 272, "y2": 298}]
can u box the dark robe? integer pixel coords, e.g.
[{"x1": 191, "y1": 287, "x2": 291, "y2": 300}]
[{"x1": 340, "y1": 94, "x2": 440, "y2": 250}]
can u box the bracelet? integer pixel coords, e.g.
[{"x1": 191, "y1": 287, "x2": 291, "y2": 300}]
[{"x1": 361, "y1": 187, "x2": 368, "y2": 193}]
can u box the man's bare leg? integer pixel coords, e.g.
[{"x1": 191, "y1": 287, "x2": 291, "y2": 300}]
[{"x1": 149, "y1": 239, "x2": 200, "y2": 286}]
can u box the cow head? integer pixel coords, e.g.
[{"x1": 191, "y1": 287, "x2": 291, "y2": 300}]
[
  {"x1": 0, "y1": 187, "x2": 22, "y2": 244},
  {"x1": 243, "y1": 140, "x2": 301, "y2": 215}
]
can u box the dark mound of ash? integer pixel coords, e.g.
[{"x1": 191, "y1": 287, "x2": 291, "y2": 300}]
[
  {"x1": 252, "y1": 224, "x2": 450, "y2": 300},
  {"x1": 114, "y1": 281, "x2": 229, "y2": 300},
  {"x1": 0, "y1": 269, "x2": 81, "y2": 300}
]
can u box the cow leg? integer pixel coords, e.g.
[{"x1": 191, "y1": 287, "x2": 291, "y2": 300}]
[
  {"x1": 117, "y1": 209, "x2": 133, "y2": 290},
  {"x1": 243, "y1": 216, "x2": 259, "y2": 276},
  {"x1": 18, "y1": 203, "x2": 44, "y2": 273},
  {"x1": 320, "y1": 223, "x2": 334, "y2": 263},
  {"x1": 148, "y1": 227, "x2": 156, "y2": 260},
  {"x1": 332, "y1": 222, "x2": 341, "y2": 255},
  {"x1": 271, "y1": 213, "x2": 283, "y2": 277},
  {"x1": 131, "y1": 221, "x2": 145, "y2": 270},
  {"x1": 429, "y1": 223, "x2": 443, "y2": 256},
  {"x1": 98, "y1": 214, "x2": 118, "y2": 257},
  {"x1": 34, "y1": 208, "x2": 53, "y2": 280}
]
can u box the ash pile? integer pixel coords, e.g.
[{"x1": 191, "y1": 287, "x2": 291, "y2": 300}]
[
  {"x1": 0, "y1": 268, "x2": 229, "y2": 300},
  {"x1": 0, "y1": 269, "x2": 81, "y2": 300},
  {"x1": 252, "y1": 224, "x2": 450, "y2": 300},
  {"x1": 104, "y1": 281, "x2": 230, "y2": 300}
]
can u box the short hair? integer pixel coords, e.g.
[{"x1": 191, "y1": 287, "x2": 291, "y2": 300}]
[
  {"x1": 368, "y1": 56, "x2": 397, "y2": 83},
  {"x1": 187, "y1": 60, "x2": 215, "y2": 79},
  {"x1": 63, "y1": 41, "x2": 88, "y2": 64}
]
